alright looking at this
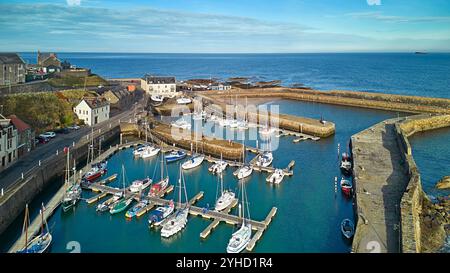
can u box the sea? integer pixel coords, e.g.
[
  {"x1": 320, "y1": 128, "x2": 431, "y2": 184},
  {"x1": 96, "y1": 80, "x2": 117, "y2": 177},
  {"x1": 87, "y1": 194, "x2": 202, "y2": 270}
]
[{"x1": 0, "y1": 53, "x2": 449, "y2": 253}]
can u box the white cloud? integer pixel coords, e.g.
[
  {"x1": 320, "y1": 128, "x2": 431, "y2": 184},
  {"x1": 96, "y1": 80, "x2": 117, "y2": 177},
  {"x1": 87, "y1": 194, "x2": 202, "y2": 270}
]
[{"x1": 66, "y1": 0, "x2": 81, "y2": 7}]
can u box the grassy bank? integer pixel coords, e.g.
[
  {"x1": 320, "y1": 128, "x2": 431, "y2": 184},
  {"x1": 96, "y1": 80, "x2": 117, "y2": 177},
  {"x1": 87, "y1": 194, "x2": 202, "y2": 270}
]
[
  {"x1": 0, "y1": 93, "x2": 77, "y2": 132},
  {"x1": 48, "y1": 74, "x2": 107, "y2": 88}
]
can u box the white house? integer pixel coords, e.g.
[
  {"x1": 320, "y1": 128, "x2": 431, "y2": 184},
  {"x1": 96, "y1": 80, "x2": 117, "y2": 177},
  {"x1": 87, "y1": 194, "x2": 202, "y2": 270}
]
[
  {"x1": 210, "y1": 83, "x2": 231, "y2": 91},
  {"x1": 141, "y1": 75, "x2": 177, "y2": 97},
  {"x1": 0, "y1": 114, "x2": 19, "y2": 172},
  {"x1": 74, "y1": 98, "x2": 110, "y2": 126}
]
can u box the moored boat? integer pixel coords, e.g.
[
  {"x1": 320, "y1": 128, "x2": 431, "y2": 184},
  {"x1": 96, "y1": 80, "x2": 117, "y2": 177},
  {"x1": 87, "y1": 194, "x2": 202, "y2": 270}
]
[
  {"x1": 341, "y1": 219, "x2": 355, "y2": 239},
  {"x1": 182, "y1": 154, "x2": 205, "y2": 170},
  {"x1": 96, "y1": 192, "x2": 122, "y2": 212},
  {"x1": 171, "y1": 118, "x2": 191, "y2": 130},
  {"x1": 255, "y1": 151, "x2": 273, "y2": 167},
  {"x1": 109, "y1": 165, "x2": 134, "y2": 215},
  {"x1": 129, "y1": 177, "x2": 151, "y2": 193},
  {"x1": 16, "y1": 204, "x2": 53, "y2": 254},
  {"x1": 266, "y1": 169, "x2": 285, "y2": 184},
  {"x1": 83, "y1": 161, "x2": 107, "y2": 182},
  {"x1": 340, "y1": 178, "x2": 353, "y2": 196},
  {"x1": 151, "y1": 94, "x2": 164, "y2": 102},
  {"x1": 61, "y1": 147, "x2": 82, "y2": 212},
  {"x1": 177, "y1": 97, "x2": 192, "y2": 104},
  {"x1": 140, "y1": 145, "x2": 160, "y2": 159},
  {"x1": 214, "y1": 173, "x2": 237, "y2": 212},
  {"x1": 166, "y1": 150, "x2": 187, "y2": 163},
  {"x1": 125, "y1": 199, "x2": 149, "y2": 218},
  {"x1": 148, "y1": 200, "x2": 175, "y2": 227}
]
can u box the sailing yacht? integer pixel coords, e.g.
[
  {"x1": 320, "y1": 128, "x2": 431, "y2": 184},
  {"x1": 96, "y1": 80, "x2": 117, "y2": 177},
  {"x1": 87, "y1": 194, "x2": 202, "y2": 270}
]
[
  {"x1": 125, "y1": 198, "x2": 149, "y2": 218},
  {"x1": 17, "y1": 204, "x2": 53, "y2": 253},
  {"x1": 236, "y1": 144, "x2": 252, "y2": 179},
  {"x1": 140, "y1": 145, "x2": 160, "y2": 159},
  {"x1": 96, "y1": 191, "x2": 122, "y2": 212},
  {"x1": 110, "y1": 165, "x2": 134, "y2": 215},
  {"x1": 62, "y1": 148, "x2": 82, "y2": 212},
  {"x1": 83, "y1": 130, "x2": 107, "y2": 182},
  {"x1": 214, "y1": 173, "x2": 237, "y2": 212},
  {"x1": 255, "y1": 151, "x2": 273, "y2": 167},
  {"x1": 129, "y1": 177, "x2": 151, "y2": 193},
  {"x1": 266, "y1": 169, "x2": 285, "y2": 184},
  {"x1": 165, "y1": 150, "x2": 187, "y2": 163},
  {"x1": 208, "y1": 154, "x2": 228, "y2": 174},
  {"x1": 171, "y1": 118, "x2": 191, "y2": 130},
  {"x1": 161, "y1": 166, "x2": 189, "y2": 238},
  {"x1": 149, "y1": 149, "x2": 170, "y2": 197},
  {"x1": 226, "y1": 181, "x2": 252, "y2": 253}
]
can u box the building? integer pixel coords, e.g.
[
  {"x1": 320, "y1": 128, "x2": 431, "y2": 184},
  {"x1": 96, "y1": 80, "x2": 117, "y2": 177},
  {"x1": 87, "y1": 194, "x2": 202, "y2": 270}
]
[
  {"x1": 210, "y1": 83, "x2": 231, "y2": 91},
  {"x1": 0, "y1": 53, "x2": 26, "y2": 86},
  {"x1": 74, "y1": 98, "x2": 110, "y2": 126},
  {"x1": 141, "y1": 75, "x2": 177, "y2": 97},
  {"x1": 0, "y1": 114, "x2": 19, "y2": 172},
  {"x1": 37, "y1": 51, "x2": 61, "y2": 69},
  {"x1": 7, "y1": 115, "x2": 34, "y2": 157}
]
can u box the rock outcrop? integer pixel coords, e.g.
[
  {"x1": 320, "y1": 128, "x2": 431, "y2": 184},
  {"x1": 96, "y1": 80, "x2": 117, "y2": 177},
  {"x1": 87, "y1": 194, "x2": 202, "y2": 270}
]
[{"x1": 436, "y1": 176, "x2": 450, "y2": 190}]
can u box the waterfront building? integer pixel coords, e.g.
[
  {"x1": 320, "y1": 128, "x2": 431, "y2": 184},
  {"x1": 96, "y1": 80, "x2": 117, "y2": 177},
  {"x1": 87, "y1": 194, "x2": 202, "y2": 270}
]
[
  {"x1": 0, "y1": 53, "x2": 26, "y2": 86},
  {"x1": 141, "y1": 75, "x2": 177, "y2": 97},
  {"x1": 37, "y1": 51, "x2": 61, "y2": 72},
  {"x1": 210, "y1": 83, "x2": 231, "y2": 91},
  {"x1": 0, "y1": 114, "x2": 19, "y2": 172},
  {"x1": 7, "y1": 115, "x2": 34, "y2": 157},
  {"x1": 74, "y1": 98, "x2": 110, "y2": 126}
]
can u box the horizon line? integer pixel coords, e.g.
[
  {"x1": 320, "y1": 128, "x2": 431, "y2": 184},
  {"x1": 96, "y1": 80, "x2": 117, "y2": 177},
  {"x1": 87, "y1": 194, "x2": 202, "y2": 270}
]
[{"x1": 10, "y1": 51, "x2": 450, "y2": 54}]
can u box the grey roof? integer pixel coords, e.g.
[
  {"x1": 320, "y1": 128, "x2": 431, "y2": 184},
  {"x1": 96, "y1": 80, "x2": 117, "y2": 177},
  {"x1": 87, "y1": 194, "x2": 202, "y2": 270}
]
[
  {"x1": 0, "y1": 53, "x2": 25, "y2": 65},
  {"x1": 144, "y1": 75, "x2": 176, "y2": 84},
  {"x1": 83, "y1": 97, "x2": 110, "y2": 109}
]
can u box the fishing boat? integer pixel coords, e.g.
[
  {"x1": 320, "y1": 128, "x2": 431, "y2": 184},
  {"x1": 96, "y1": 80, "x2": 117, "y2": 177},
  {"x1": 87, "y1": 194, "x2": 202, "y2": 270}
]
[
  {"x1": 148, "y1": 200, "x2": 175, "y2": 227},
  {"x1": 110, "y1": 165, "x2": 134, "y2": 215},
  {"x1": 340, "y1": 178, "x2": 353, "y2": 196},
  {"x1": 341, "y1": 219, "x2": 355, "y2": 239},
  {"x1": 342, "y1": 152, "x2": 352, "y2": 162},
  {"x1": 96, "y1": 191, "x2": 122, "y2": 212},
  {"x1": 340, "y1": 159, "x2": 352, "y2": 175},
  {"x1": 266, "y1": 169, "x2": 285, "y2": 184},
  {"x1": 226, "y1": 181, "x2": 252, "y2": 253},
  {"x1": 151, "y1": 94, "x2": 164, "y2": 102},
  {"x1": 208, "y1": 154, "x2": 228, "y2": 174},
  {"x1": 16, "y1": 204, "x2": 52, "y2": 253},
  {"x1": 182, "y1": 154, "x2": 205, "y2": 170},
  {"x1": 61, "y1": 148, "x2": 82, "y2": 212},
  {"x1": 166, "y1": 150, "x2": 187, "y2": 163},
  {"x1": 83, "y1": 161, "x2": 107, "y2": 182},
  {"x1": 140, "y1": 145, "x2": 160, "y2": 159},
  {"x1": 177, "y1": 97, "x2": 192, "y2": 104},
  {"x1": 161, "y1": 166, "x2": 189, "y2": 238},
  {"x1": 236, "y1": 144, "x2": 252, "y2": 179},
  {"x1": 129, "y1": 177, "x2": 151, "y2": 193},
  {"x1": 171, "y1": 118, "x2": 191, "y2": 130},
  {"x1": 149, "y1": 149, "x2": 169, "y2": 197},
  {"x1": 214, "y1": 173, "x2": 236, "y2": 212},
  {"x1": 125, "y1": 199, "x2": 149, "y2": 218},
  {"x1": 255, "y1": 151, "x2": 273, "y2": 167}
]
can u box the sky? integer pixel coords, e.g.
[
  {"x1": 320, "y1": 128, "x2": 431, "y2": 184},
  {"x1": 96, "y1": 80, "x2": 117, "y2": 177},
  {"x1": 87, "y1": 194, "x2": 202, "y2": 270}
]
[{"x1": 0, "y1": 0, "x2": 449, "y2": 53}]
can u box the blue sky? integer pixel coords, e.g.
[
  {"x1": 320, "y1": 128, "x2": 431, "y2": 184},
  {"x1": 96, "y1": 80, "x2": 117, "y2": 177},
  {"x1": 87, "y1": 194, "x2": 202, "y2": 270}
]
[{"x1": 1, "y1": 0, "x2": 449, "y2": 52}]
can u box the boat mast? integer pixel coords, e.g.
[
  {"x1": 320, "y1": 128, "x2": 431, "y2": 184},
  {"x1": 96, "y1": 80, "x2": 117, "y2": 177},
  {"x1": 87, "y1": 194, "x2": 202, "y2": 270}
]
[
  {"x1": 122, "y1": 165, "x2": 126, "y2": 194},
  {"x1": 182, "y1": 167, "x2": 188, "y2": 208},
  {"x1": 177, "y1": 165, "x2": 182, "y2": 208},
  {"x1": 160, "y1": 146, "x2": 164, "y2": 179},
  {"x1": 22, "y1": 204, "x2": 29, "y2": 251}
]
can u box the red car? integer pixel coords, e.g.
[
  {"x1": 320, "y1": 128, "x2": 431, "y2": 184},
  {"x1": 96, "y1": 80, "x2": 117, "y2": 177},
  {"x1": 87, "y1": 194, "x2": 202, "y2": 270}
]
[{"x1": 36, "y1": 136, "x2": 50, "y2": 144}]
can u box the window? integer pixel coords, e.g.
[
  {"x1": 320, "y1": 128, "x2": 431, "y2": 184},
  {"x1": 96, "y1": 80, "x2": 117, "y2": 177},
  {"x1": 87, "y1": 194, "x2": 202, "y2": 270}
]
[{"x1": 7, "y1": 138, "x2": 12, "y2": 149}]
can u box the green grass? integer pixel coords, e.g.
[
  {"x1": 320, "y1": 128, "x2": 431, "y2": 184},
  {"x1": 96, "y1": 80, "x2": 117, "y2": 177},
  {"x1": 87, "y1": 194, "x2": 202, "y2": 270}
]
[{"x1": 48, "y1": 74, "x2": 107, "y2": 88}]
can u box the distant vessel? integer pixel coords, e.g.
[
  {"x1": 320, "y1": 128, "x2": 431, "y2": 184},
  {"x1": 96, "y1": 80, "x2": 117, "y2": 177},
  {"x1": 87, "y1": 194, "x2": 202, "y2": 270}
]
[
  {"x1": 148, "y1": 200, "x2": 175, "y2": 227},
  {"x1": 83, "y1": 129, "x2": 107, "y2": 182},
  {"x1": 340, "y1": 178, "x2": 353, "y2": 196},
  {"x1": 208, "y1": 153, "x2": 228, "y2": 174},
  {"x1": 192, "y1": 110, "x2": 206, "y2": 120},
  {"x1": 166, "y1": 150, "x2": 187, "y2": 163},
  {"x1": 151, "y1": 94, "x2": 164, "y2": 102},
  {"x1": 236, "y1": 144, "x2": 252, "y2": 180},
  {"x1": 266, "y1": 169, "x2": 285, "y2": 184},
  {"x1": 214, "y1": 173, "x2": 236, "y2": 212},
  {"x1": 177, "y1": 97, "x2": 192, "y2": 104},
  {"x1": 149, "y1": 149, "x2": 169, "y2": 197},
  {"x1": 161, "y1": 165, "x2": 189, "y2": 238},
  {"x1": 341, "y1": 219, "x2": 355, "y2": 239},
  {"x1": 255, "y1": 151, "x2": 273, "y2": 168},
  {"x1": 340, "y1": 155, "x2": 352, "y2": 175},
  {"x1": 171, "y1": 118, "x2": 191, "y2": 130},
  {"x1": 259, "y1": 125, "x2": 277, "y2": 137},
  {"x1": 414, "y1": 51, "x2": 427, "y2": 55},
  {"x1": 17, "y1": 204, "x2": 52, "y2": 253},
  {"x1": 226, "y1": 180, "x2": 252, "y2": 253}
]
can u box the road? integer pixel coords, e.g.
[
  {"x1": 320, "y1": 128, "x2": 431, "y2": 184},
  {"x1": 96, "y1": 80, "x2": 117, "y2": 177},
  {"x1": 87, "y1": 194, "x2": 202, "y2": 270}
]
[{"x1": 0, "y1": 99, "x2": 145, "y2": 192}]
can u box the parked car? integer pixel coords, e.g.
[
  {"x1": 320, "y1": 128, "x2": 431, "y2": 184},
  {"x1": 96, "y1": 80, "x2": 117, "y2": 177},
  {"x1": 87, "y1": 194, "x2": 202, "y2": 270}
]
[
  {"x1": 68, "y1": 124, "x2": 80, "y2": 130},
  {"x1": 36, "y1": 136, "x2": 50, "y2": 144},
  {"x1": 55, "y1": 127, "x2": 70, "y2": 134},
  {"x1": 39, "y1": 132, "x2": 56, "y2": 138}
]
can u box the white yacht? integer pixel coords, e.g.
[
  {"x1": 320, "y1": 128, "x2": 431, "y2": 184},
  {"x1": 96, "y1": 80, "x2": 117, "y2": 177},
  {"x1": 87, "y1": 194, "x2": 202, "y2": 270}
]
[
  {"x1": 255, "y1": 151, "x2": 273, "y2": 167},
  {"x1": 141, "y1": 145, "x2": 160, "y2": 159},
  {"x1": 236, "y1": 165, "x2": 253, "y2": 180},
  {"x1": 208, "y1": 154, "x2": 228, "y2": 174},
  {"x1": 171, "y1": 118, "x2": 191, "y2": 130},
  {"x1": 151, "y1": 94, "x2": 164, "y2": 102},
  {"x1": 177, "y1": 97, "x2": 192, "y2": 104},
  {"x1": 148, "y1": 200, "x2": 175, "y2": 227},
  {"x1": 181, "y1": 154, "x2": 205, "y2": 170},
  {"x1": 259, "y1": 126, "x2": 277, "y2": 137},
  {"x1": 214, "y1": 173, "x2": 236, "y2": 212},
  {"x1": 161, "y1": 166, "x2": 189, "y2": 238},
  {"x1": 266, "y1": 169, "x2": 285, "y2": 184},
  {"x1": 129, "y1": 177, "x2": 151, "y2": 193},
  {"x1": 226, "y1": 182, "x2": 252, "y2": 253},
  {"x1": 237, "y1": 120, "x2": 249, "y2": 130},
  {"x1": 192, "y1": 110, "x2": 206, "y2": 120},
  {"x1": 229, "y1": 119, "x2": 239, "y2": 129}
]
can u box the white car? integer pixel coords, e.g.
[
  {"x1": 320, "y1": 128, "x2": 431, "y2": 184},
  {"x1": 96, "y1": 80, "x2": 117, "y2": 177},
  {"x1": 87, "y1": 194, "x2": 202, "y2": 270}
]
[
  {"x1": 39, "y1": 132, "x2": 56, "y2": 138},
  {"x1": 68, "y1": 125, "x2": 80, "y2": 130}
]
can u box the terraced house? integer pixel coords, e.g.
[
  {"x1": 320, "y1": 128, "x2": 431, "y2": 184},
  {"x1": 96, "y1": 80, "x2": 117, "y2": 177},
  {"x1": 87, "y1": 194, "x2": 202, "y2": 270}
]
[
  {"x1": 0, "y1": 53, "x2": 26, "y2": 86},
  {"x1": 74, "y1": 98, "x2": 110, "y2": 126},
  {"x1": 0, "y1": 114, "x2": 18, "y2": 172}
]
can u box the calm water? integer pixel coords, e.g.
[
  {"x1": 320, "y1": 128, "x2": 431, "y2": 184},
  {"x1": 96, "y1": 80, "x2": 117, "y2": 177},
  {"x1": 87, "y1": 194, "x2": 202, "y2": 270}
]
[
  {"x1": 1, "y1": 100, "x2": 406, "y2": 253},
  {"x1": 19, "y1": 53, "x2": 450, "y2": 99}
]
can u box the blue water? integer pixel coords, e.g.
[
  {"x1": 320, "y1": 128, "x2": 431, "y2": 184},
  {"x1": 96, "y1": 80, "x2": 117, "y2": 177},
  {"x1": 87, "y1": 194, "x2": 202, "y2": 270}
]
[{"x1": 19, "y1": 53, "x2": 450, "y2": 99}]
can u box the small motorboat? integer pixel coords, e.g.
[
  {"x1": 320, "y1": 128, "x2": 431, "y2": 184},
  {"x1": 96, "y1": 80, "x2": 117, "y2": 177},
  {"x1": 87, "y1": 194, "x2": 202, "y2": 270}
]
[
  {"x1": 181, "y1": 154, "x2": 205, "y2": 170},
  {"x1": 151, "y1": 95, "x2": 164, "y2": 102},
  {"x1": 129, "y1": 177, "x2": 151, "y2": 193},
  {"x1": 171, "y1": 119, "x2": 191, "y2": 130},
  {"x1": 340, "y1": 178, "x2": 353, "y2": 196},
  {"x1": 97, "y1": 192, "x2": 122, "y2": 212},
  {"x1": 236, "y1": 165, "x2": 253, "y2": 180},
  {"x1": 342, "y1": 152, "x2": 352, "y2": 162},
  {"x1": 208, "y1": 160, "x2": 228, "y2": 174},
  {"x1": 266, "y1": 169, "x2": 284, "y2": 184},
  {"x1": 133, "y1": 144, "x2": 147, "y2": 157},
  {"x1": 140, "y1": 146, "x2": 160, "y2": 159},
  {"x1": 110, "y1": 197, "x2": 133, "y2": 215},
  {"x1": 148, "y1": 200, "x2": 175, "y2": 227},
  {"x1": 165, "y1": 150, "x2": 187, "y2": 163},
  {"x1": 341, "y1": 219, "x2": 355, "y2": 239},
  {"x1": 340, "y1": 159, "x2": 352, "y2": 175},
  {"x1": 83, "y1": 161, "x2": 107, "y2": 182},
  {"x1": 255, "y1": 151, "x2": 273, "y2": 168},
  {"x1": 192, "y1": 110, "x2": 206, "y2": 120},
  {"x1": 177, "y1": 97, "x2": 192, "y2": 104},
  {"x1": 259, "y1": 126, "x2": 277, "y2": 137},
  {"x1": 125, "y1": 199, "x2": 149, "y2": 218}
]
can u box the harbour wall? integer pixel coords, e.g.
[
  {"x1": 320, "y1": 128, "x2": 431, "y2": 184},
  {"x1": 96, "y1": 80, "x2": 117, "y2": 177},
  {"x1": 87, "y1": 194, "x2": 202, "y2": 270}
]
[
  {"x1": 395, "y1": 114, "x2": 450, "y2": 253},
  {"x1": 0, "y1": 126, "x2": 120, "y2": 236},
  {"x1": 204, "y1": 88, "x2": 450, "y2": 115}
]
